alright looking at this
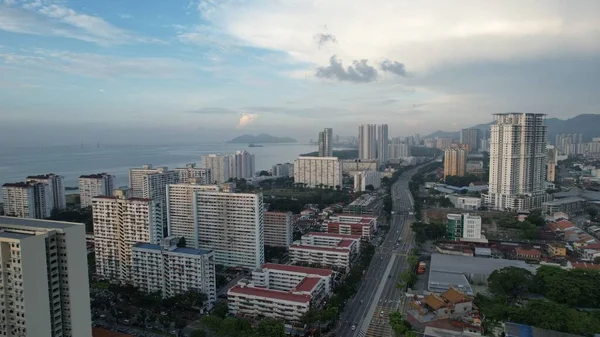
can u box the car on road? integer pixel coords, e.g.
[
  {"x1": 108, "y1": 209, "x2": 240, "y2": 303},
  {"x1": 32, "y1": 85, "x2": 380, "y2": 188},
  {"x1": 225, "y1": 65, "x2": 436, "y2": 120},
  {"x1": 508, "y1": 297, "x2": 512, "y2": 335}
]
[
  {"x1": 380, "y1": 311, "x2": 384, "y2": 317},
  {"x1": 351, "y1": 325, "x2": 356, "y2": 331}
]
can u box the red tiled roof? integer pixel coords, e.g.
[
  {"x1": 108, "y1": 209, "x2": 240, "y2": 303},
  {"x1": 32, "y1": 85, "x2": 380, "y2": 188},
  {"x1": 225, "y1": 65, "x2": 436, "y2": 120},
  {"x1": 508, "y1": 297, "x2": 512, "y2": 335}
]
[
  {"x1": 294, "y1": 277, "x2": 321, "y2": 292},
  {"x1": 307, "y1": 232, "x2": 362, "y2": 240},
  {"x1": 93, "y1": 327, "x2": 133, "y2": 337},
  {"x1": 581, "y1": 243, "x2": 600, "y2": 250},
  {"x1": 338, "y1": 239, "x2": 355, "y2": 248},
  {"x1": 551, "y1": 220, "x2": 576, "y2": 230},
  {"x1": 228, "y1": 285, "x2": 312, "y2": 303},
  {"x1": 515, "y1": 248, "x2": 541, "y2": 256},
  {"x1": 291, "y1": 244, "x2": 350, "y2": 253},
  {"x1": 572, "y1": 262, "x2": 600, "y2": 270},
  {"x1": 261, "y1": 263, "x2": 333, "y2": 276}
]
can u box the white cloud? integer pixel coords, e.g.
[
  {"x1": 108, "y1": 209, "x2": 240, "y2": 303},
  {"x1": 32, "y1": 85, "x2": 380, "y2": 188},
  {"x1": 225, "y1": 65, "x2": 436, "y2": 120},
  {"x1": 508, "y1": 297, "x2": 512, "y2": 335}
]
[
  {"x1": 237, "y1": 112, "x2": 257, "y2": 128},
  {"x1": 0, "y1": 49, "x2": 198, "y2": 79},
  {"x1": 0, "y1": 2, "x2": 159, "y2": 46},
  {"x1": 199, "y1": 0, "x2": 600, "y2": 71}
]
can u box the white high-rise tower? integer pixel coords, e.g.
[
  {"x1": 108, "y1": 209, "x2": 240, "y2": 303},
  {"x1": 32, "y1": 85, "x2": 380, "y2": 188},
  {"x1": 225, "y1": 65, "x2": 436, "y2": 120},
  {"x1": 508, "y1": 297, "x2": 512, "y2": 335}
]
[
  {"x1": 318, "y1": 128, "x2": 333, "y2": 157},
  {"x1": 358, "y1": 124, "x2": 376, "y2": 160},
  {"x1": 483, "y1": 113, "x2": 550, "y2": 211}
]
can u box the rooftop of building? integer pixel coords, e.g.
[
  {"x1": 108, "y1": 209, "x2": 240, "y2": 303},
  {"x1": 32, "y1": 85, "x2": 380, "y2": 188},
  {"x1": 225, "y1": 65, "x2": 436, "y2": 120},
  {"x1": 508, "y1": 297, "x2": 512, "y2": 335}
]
[
  {"x1": 25, "y1": 174, "x2": 57, "y2": 179},
  {"x1": 261, "y1": 263, "x2": 333, "y2": 276},
  {"x1": 0, "y1": 231, "x2": 33, "y2": 240},
  {"x1": 424, "y1": 327, "x2": 482, "y2": 337},
  {"x1": 93, "y1": 327, "x2": 134, "y2": 337},
  {"x1": 430, "y1": 253, "x2": 538, "y2": 276},
  {"x1": 337, "y1": 239, "x2": 356, "y2": 248},
  {"x1": 515, "y1": 247, "x2": 542, "y2": 256},
  {"x1": 542, "y1": 197, "x2": 586, "y2": 206},
  {"x1": 306, "y1": 232, "x2": 362, "y2": 240},
  {"x1": 133, "y1": 242, "x2": 212, "y2": 255},
  {"x1": 296, "y1": 156, "x2": 339, "y2": 161},
  {"x1": 329, "y1": 213, "x2": 376, "y2": 221},
  {"x1": 290, "y1": 244, "x2": 350, "y2": 253},
  {"x1": 294, "y1": 277, "x2": 321, "y2": 293},
  {"x1": 92, "y1": 195, "x2": 153, "y2": 202},
  {"x1": 228, "y1": 284, "x2": 312, "y2": 303},
  {"x1": 0, "y1": 216, "x2": 80, "y2": 229},
  {"x1": 324, "y1": 222, "x2": 371, "y2": 228},
  {"x1": 2, "y1": 182, "x2": 31, "y2": 188},
  {"x1": 79, "y1": 173, "x2": 111, "y2": 179},
  {"x1": 547, "y1": 220, "x2": 576, "y2": 231},
  {"x1": 571, "y1": 262, "x2": 600, "y2": 270},
  {"x1": 347, "y1": 194, "x2": 380, "y2": 207}
]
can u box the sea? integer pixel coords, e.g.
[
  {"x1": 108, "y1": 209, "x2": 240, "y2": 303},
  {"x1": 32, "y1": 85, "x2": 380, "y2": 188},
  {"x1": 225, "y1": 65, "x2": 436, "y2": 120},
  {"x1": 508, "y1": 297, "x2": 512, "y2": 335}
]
[{"x1": 0, "y1": 143, "x2": 318, "y2": 191}]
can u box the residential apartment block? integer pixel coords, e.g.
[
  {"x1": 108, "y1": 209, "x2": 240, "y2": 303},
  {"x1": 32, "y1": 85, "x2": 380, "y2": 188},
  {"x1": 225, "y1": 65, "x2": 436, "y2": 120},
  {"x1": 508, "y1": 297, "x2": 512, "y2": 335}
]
[
  {"x1": 2, "y1": 181, "x2": 53, "y2": 219},
  {"x1": 323, "y1": 214, "x2": 377, "y2": 240},
  {"x1": 92, "y1": 195, "x2": 162, "y2": 282},
  {"x1": 318, "y1": 128, "x2": 333, "y2": 157},
  {"x1": 25, "y1": 173, "x2": 66, "y2": 211},
  {"x1": 460, "y1": 128, "x2": 480, "y2": 152},
  {"x1": 174, "y1": 163, "x2": 212, "y2": 184},
  {"x1": 272, "y1": 163, "x2": 294, "y2": 177},
  {"x1": 294, "y1": 156, "x2": 342, "y2": 188},
  {"x1": 132, "y1": 236, "x2": 216, "y2": 306},
  {"x1": 484, "y1": 113, "x2": 550, "y2": 211},
  {"x1": 195, "y1": 191, "x2": 264, "y2": 269},
  {"x1": 377, "y1": 124, "x2": 389, "y2": 163},
  {"x1": 358, "y1": 124, "x2": 377, "y2": 160},
  {"x1": 202, "y1": 154, "x2": 230, "y2": 183},
  {"x1": 78, "y1": 173, "x2": 115, "y2": 208},
  {"x1": 228, "y1": 263, "x2": 333, "y2": 322},
  {"x1": 263, "y1": 211, "x2": 293, "y2": 248},
  {"x1": 444, "y1": 148, "x2": 467, "y2": 179},
  {"x1": 228, "y1": 150, "x2": 255, "y2": 179},
  {"x1": 446, "y1": 213, "x2": 482, "y2": 241},
  {"x1": 301, "y1": 232, "x2": 361, "y2": 255},
  {"x1": 0, "y1": 216, "x2": 92, "y2": 337}
]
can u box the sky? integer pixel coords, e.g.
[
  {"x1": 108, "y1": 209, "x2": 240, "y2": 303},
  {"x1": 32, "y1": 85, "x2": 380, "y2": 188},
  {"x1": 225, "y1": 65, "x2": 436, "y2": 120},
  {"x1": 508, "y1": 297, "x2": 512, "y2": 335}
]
[{"x1": 1, "y1": 0, "x2": 599, "y2": 144}]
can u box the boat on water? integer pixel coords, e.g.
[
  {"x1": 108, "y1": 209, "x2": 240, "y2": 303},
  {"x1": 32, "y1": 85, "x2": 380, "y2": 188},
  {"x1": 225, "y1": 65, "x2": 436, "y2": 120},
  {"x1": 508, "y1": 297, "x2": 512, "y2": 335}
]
[{"x1": 248, "y1": 144, "x2": 263, "y2": 147}]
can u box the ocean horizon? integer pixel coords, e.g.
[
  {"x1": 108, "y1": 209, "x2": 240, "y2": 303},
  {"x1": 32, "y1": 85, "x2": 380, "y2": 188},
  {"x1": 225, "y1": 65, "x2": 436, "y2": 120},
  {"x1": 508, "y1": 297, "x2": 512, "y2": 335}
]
[{"x1": 0, "y1": 142, "x2": 320, "y2": 191}]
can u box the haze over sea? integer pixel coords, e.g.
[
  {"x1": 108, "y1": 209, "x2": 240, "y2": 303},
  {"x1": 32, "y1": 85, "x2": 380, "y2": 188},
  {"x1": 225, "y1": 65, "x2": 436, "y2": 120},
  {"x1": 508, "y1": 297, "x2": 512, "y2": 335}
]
[{"x1": 0, "y1": 143, "x2": 318, "y2": 190}]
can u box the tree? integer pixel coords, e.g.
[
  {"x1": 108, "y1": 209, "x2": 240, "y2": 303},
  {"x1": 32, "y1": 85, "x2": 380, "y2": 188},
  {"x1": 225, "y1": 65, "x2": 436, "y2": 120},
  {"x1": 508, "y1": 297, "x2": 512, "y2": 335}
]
[
  {"x1": 253, "y1": 318, "x2": 286, "y2": 337},
  {"x1": 191, "y1": 330, "x2": 207, "y2": 337},
  {"x1": 488, "y1": 267, "x2": 533, "y2": 304},
  {"x1": 586, "y1": 206, "x2": 599, "y2": 219},
  {"x1": 389, "y1": 312, "x2": 412, "y2": 336},
  {"x1": 258, "y1": 170, "x2": 270, "y2": 176},
  {"x1": 177, "y1": 237, "x2": 186, "y2": 248},
  {"x1": 399, "y1": 270, "x2": 417, "y2": 288},
  {"x1": 526, "y1": 210, "x2": 546, "y2": 226},
  {"x1": 365, "y1": 184, "x2": 375, "y2": 192},
  {"x1": 520, "y1": 221, "x2": 539, "y2": 240}
]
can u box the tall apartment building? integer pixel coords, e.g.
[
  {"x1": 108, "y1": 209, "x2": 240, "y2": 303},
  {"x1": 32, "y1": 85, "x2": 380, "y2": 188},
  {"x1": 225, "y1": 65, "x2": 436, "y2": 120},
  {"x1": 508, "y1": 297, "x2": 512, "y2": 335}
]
[
  {"x1": 2, "y1": 181, "x2": 53, "y2": 218},
  {"x1": 460, "y1": 128, "x2": 480, "y2": 152},
  {"x1": 483, "y1": 113, "x2": 549, "y2": 211},
  {"x1": 389, "y1": 142, "x2": 410, "y2": 159},
  {"x1": 202, "y1": 154, "x2": 230, "y2": 183},
  {"x1": 443, "y1": 148, "x2": 467, "y2": 179},
  {"x1": 194, "y1": 191, "x2": 264, "y2": 269},
  {"x1": 132, "y1": 236, "x2": 216, "y2": 305},
  {"x1": 272, "y1": 163, "x2": 294, "y2": 177},
  {"x1": 264, "y1": 211, "x2": 293, "y2": 248},
  {"x1": 318, "y1": 128, "x2": 333, "y2": 157},
  {"x1": 0, "y1": 216, "x2": 92, "y2": 337},
  {"x1": 166, "y1": 183, "x2": 221, "y2": 248},
  {"x1": 78, "y1": 173, "x2": 115, "y2": 208},
  {"x1": 129, "y1": 164, "x2": 178, "y2": 234},
  {"x1": 436, "y1": 138, "x2": 453, "y2": 150},
  {"x1": 358, "y1": 124, "x2": 377, "y2": 160},
  {"x1": 25, "y1": 173, "x2": 66, "y2": 211},
  {"x1": 377, "y1": 124, "x2": 389, "y2": 163},
  {"x1": 174, "y1": 163, "x2": 212, "y2": 184},
  {"x1": 546, "y1": 145, "x2": 557, "y2": 182},
  {"x1": 92, "y1": 195, "x2": 162, "y2": 282},
  {"x1": 228, "y1": 150, "x2": 255, "y2": 179},
  {"x1": 294, "y1": 157, "x2": 342, "y2": 188}
]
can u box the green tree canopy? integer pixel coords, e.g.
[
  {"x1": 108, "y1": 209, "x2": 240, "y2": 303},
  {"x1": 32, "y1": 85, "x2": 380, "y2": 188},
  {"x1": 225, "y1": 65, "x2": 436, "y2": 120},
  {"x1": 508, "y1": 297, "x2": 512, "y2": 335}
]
[{"x1": 488, "y1": 267, "x2": 533, "y2": 303}]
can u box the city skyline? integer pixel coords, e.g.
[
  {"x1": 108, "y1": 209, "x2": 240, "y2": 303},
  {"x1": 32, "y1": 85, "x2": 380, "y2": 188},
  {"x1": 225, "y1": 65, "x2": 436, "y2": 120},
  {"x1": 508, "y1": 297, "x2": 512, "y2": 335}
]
[{"x1": 1, "y1": 0, "x2": 599, "y2": 145}]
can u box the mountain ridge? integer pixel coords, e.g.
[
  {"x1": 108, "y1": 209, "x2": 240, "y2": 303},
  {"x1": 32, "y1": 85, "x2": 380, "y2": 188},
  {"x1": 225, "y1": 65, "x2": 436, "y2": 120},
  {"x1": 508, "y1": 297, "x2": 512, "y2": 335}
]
[{"x1": 425, "y1": 114, "x2": 600, "y2": 141}]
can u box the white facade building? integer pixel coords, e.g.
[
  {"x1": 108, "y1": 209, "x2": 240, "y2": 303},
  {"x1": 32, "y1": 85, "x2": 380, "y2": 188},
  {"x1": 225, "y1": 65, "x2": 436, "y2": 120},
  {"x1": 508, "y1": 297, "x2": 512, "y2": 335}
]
[
  {"x1": 483, "y1": 113, "x2": 550, "y2": 211},
  {"x1": 389, "y1": 143, "x2": 410, "y2": 159},
  {"x1": 228, "y1": 150, "x2": 255, "y2": 179},
  {"x1": 323, "y1": 214, "x2": 378, "y2": 240},
  {"x1": 377, "y1": 124, "x2": 389, "y2": 163},
  {"x1": 358, "y1": 124, "x2": 377, "y2": 160},
  {"x1": 272, "y1": 163, "x2": 294, "y2": 177},
  {"x1": 92, "y1": 195, "x2": 162, "y2": 282},
  {"x1": 289, "y1": 244, "x2": 353, "y2": 271},
  {"x1": 132, "y1": 236, "x2": 216, "y2": 305},
  {"x1": 454, "y1": 196, "x2": 482, "y2": 210},
  {"x1": 294, "y1": 156, "x2": 342, "y2": 188},
  {"x1": 166, "y1": 183, "x2": 221, "y2": 248},
  {"x1": 78, "y1": 173, "x2": 115, "y2": 208},
  {"x1": 2, "y1": 182, "x2": 52, "y2": 219},
  {"x1": 174, "y1": 163, "x2": 212, "y2": 184},
  {"x1": 264, "y1": 211, "x2": 293, "y2": 248},
  {"x1": 462, "y1": 214, "x2": 482, "y2": 240},
  {"x1": 194, "y1": 191, "x2": 264, "y2": 269},
  {"x1": 300, "y1": 232, "x2": 361, "y2": 255},
  {"x1": 25, "y1": 173, "x2": 66, "y2": 211},
  {"x1": 228, "y1": 263, "x2": 333, "y2": 322},
  {"x1": 354, "y1": 170, "x2": 382, "y2": 192},
  {"x1": 0, "y1": 216, "x2": 93, "y2": 337},
  {"x1": 318, "y1": 128, "x2": 333, "y2": 157},
  {"x1": 202, "y1": 154, "x2": 230, "y2": 183}
]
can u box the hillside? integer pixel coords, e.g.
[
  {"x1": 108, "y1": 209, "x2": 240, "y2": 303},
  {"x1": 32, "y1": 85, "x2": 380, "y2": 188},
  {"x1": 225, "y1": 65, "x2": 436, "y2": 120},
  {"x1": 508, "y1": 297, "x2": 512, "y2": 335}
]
[
  {"x1": 426, "y1": 114, "x2": 600, "y2": 141},
  {"x1": 226, "y1": 134, "x2": 297, "y2": 144}
]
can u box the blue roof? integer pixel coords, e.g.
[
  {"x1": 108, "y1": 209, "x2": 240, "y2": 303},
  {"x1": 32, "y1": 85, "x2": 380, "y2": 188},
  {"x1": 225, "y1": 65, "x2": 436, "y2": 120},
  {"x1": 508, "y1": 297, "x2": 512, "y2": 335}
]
[{"x1": 133, "y1": 242, "x2": 212, "y2": 255}]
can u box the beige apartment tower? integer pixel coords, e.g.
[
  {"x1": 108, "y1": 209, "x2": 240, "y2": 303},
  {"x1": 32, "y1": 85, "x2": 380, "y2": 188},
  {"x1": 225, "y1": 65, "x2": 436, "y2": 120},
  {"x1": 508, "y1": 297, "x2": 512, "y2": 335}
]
[{"x1": 443, "y1": 148, "x2": 467, "y2": 179}]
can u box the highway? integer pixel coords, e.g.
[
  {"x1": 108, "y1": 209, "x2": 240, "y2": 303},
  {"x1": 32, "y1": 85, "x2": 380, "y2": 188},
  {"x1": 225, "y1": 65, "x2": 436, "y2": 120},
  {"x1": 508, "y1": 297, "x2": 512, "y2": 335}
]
[{"x1": 337, "y1": 167, "x2": 418, "y2": 337}]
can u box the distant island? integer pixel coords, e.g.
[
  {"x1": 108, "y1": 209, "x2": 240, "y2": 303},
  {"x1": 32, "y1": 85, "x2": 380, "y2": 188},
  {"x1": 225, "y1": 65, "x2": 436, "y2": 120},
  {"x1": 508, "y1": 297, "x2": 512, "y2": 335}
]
[{"x1": 227, "y1": 134, "x2": 297, "y2": 144}]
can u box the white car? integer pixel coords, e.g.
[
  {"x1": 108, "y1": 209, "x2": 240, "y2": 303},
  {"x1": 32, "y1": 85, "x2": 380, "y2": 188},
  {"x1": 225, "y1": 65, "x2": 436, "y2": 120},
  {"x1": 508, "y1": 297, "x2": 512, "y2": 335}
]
[{"x1": 351, "y1": 325, "x2": 356, "y2": 331}]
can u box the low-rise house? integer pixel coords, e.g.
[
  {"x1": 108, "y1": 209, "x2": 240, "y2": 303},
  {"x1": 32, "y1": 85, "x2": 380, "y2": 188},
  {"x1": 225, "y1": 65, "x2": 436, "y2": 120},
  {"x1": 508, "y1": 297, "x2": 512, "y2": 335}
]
[
  {"x1": 514, "y1": 247, "x2": 542, "y2": 262},
  {"x1": 408, "y1": 287, "x2": 474, "y2": 323}
]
